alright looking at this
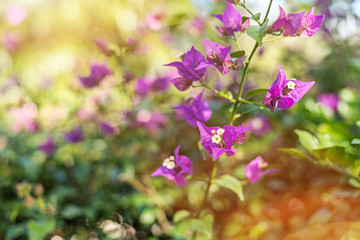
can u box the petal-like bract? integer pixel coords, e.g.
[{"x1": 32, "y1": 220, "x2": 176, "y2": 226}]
[{"x1": 245, "y1": 156, "x2": 278, "y2": 183}]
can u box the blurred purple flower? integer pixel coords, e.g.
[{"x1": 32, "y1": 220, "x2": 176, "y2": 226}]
[
  {"x1": 245, "y1": 156, "x2": 278, "y2": 183},
  {"x1": 144, "y1": 12, "x2": 165, "y2": 31},
  {"x1": 297, "y1": 7, "x2": 325, "y2": 37},
  {"x1": 263, "y1": 65, "x2": 314, "y2": 112},
  {"x1": 165, "y1": 47, "x2": 206, "y2": 91},
  {"x1": 135, "y1": 75, "x2": 170, "y2": 95},
  {"x1": 94, "y1": 38, "x2": 113, "y2": 57},
  {"x1": 187, "y1": 16, "x2": 206, "y2": 36},
  {"x1": 64, "y1": 127, "x2": 83, "y2": 143},
  {"x1": 197, "y1": 121, "x2": 247, "y2": 161},
  {"x1": 213, "y1": 4, "x2": 249, "y2": 37},
  {"x1": 9, "y1": 103, "x2": 39, "y2": 133},
  {"x1": 151, "y1": 145, "x2": 193, "y2": 186},
  {"x1": 5, "y1": 3, "x2": 27, "y2": 26},
  {"x1": 38, "y1": 137, "x2": 56, "y2": 156},
  {"x1": 317, "y1": 93, "x2": 339, "y2": 113},
  {"x1": 199, "y1": 39, "x2": 244, "y2": 75},
  {"x1": 247, "y1": 115, "x2": 271, "y2": 136},
  {"x1": 2, "y1": 31, "x2": 21, "y2": 51},
  {"x1": 100, "y1": 121, "x2": 117, "y2": 136},
  {"x1": 78, "y1": 62, "x2": 111, "y2": 88},
  {"x1": 174, "y1": 91, "x2": 212, "y2": 127},
  {"x1": 136, "y1": 109, "x2": 168, "y2": 134},
  {"x1": 272, "y1": 6, "x2": 305, "y2": 36}
]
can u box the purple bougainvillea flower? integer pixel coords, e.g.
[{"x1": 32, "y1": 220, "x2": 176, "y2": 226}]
[
  {"x1": 151, "y1": 146, "x2": 193, "y2": 186},
  {"x1": 78, "y1": 63, "x2": 111, "y2": 88},
  {"x1": 272, "y1": 6, "x2": 305, "y2": 36},
  {"x1": 297, "y1": 7, "x2": 325, "y2": 37},
  {"x1": 64, "y1": 127, "x2": 83, "y2": 143},
  {"x1": 151, "y1": 75, "x2": 170, "y2": 93},
  {"x1": 38, "y1": 137, "x2": 56, "y2": 156},
  {"x1": 263, "y1": 65, "x2": 314, "y2": 112},
  {"x1": 199, "y1": 39, "x2": 244, "y2": 75},
  {"x1": 135, "y1": 77, "x2": 152, "y2": 95},
  {"x1": 197, "y1": 121, "x2": 247, "y2": 161},
  {"x1": 174, "y1": 91, "x2": 212, "y2": 127},
  {"x1": 317, "y1": 93, "x2": 339, "y2": 113},
  {"x1": 165, "y1": 47, "x2": 206, "y2": 91},
  {"x1": 100, "y1": 121, "x2": 117, "y2": 136},
  {"x1": 245, "y1": 156, "x2": 278, "y2": 183},
  {"x1": 213, "y1": 4, "x2": 248, "y2": 37},
  {"x1": 247, "y1": 115, "x2": 271, "y2": 136}
]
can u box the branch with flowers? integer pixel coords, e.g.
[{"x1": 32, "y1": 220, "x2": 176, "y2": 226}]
[{"x1": 150, "y1": 0, "x2": 324, "y2": 238}]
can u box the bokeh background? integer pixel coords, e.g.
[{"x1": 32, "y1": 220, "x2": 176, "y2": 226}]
[{"x1": 1, "y1": 0, "x2": 360, "y2": 239}]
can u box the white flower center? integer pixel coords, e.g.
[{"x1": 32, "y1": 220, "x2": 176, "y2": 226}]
[
  {"x1": 287, "y1": 81, "x2": 296, "y2": 89},
  {"x1": 162, "y1": 156, "x2": 176, "y2": 169},
  {"x1": 212, "y1": 135, "x2": 222, "y2": 144},
  {"x1": 217, "y1": 128, "x2": 225, "y2": 135},
  {"x1": 211, "y1": 130, "x2": 216, "y2": 134}
]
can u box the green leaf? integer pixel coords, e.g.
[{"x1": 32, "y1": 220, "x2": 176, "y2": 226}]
[
  {"x1": 278, "y1": 148, "x2": 307, "y2": 159},
  {"x1": 218, "y1": 89, "x2": 234, "y2": 101},
  {"x1": 198, "y1": 140, "x2": 207, "y2": 160},
  {"x1": 230, "y1": 50, "x2": 245, "y2": 59},
  {"x1": 351, "y1": 138, "x2": 360, "y2": 144},
  {"x1": 251, "y1": 13, "x2": 261, "y2": 21},
  {"x1": 173, "y1": 210, "x2": 191, "y2": 223},
  {"x1": 246, "y1": 20, "x2": 268, "y2": 46},
  {"x1": 27, "y1": 219, "x2": 56, "y2": 240},
  {"x1": 213, "y1": 174, "x2": 244, "y2": 201},
  {"x1": 62, "y1": 204, "x2": 82, "y2": 219},
  {"x1": 189, "y1": 213, "x2": 213, "y2": 239},
  {"x1": 295, "y1": 129, "x2": 319, "y2": 151},
  {"x1": 244, "y1": 88, "x2": 268, "y2": 99}
]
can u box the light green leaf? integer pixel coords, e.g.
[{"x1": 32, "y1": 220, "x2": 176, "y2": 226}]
[
  {"x1": 246, "y1": 20, "x2": 268, "y2": 46},
  {"x1": 295, "y1": 129, "x2": 319, "y2": 151},
  {"x1": 27, "y1": 219, "x2": 56, "y2": 240},
  {"x1": 189, "y1": 213, "x2": 213, "y2": 239},
  {"x1": 351, "y1": 138, "x2": 360, "y2": 144},
  {"x1": 62, "y1": 204, "x2": 82, "y2": 219},
  {"x1": 198, "y1": 140, "x2": 207, "y2": 160},
  {"x1": 278, "y1": 148, "x2": 307, "y2": 159},
  {"x1": 230, "y1": 50, "x2": 245, "y2": 59},
  {"x1": 213, "y1": 174, "x2": 244, "y2": 201},
  {"x1": 251, "y1": 13, "x2": 261, "y2": 21},
  {"x1": 218, "y1": 89, "x2": 234, "y2": 101},
  {"x1": 173, "y1": 210, "x2": 191, "y2": 223},
  {"x1": 244, "y1": 88, "x2": 269, "y2": 99}
]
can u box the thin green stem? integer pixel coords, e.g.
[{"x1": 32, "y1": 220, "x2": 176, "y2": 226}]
[
  {"x1": 262, "y1": 0, "x2": 273, "y2": 25},
  {"x1": 262, "y1": 36, "x2": 287, "y2": 44},
  {"x1": 230, "y1": 42, "x2": 259, "y2": 124},
  {"x1": 191, "y1": 160, "x2": 218, "y2": 240},
  {"x1": 233, "y1": 33, "x2": 241, "y2": 51},
  {"x1": 238, "y1": 98, "x2": 263, "y2": 106},
  {"x1": 197, "y1": 80, "x2": 235, "y2": 103},
  {"x1": 240, "y1": 3, "x2": 261, "y2": 26}
]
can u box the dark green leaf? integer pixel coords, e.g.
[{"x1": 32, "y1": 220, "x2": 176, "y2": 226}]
[
  {"x1": 213, "y1": 174, "x2": 244, "y2": 201},
  {"x1": 244, "y1": 88, "x2": 268, "y2": 99},
  {"x1": 230, "y1": 50, "x2": 245, "y2": 59}
]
